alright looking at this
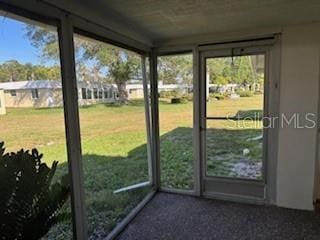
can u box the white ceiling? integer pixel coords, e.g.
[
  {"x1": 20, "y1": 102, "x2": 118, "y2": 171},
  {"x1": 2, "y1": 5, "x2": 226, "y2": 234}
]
[
  {"x1": 50, "y1": 0, "x2": 320, "y2": 45},
  {"x1": 91, "y1": 0, "x2": 320, "y2": 40}
]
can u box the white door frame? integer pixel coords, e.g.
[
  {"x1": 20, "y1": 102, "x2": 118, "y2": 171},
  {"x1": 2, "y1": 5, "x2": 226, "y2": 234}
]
[{"x1": 197, "y1": 38, "x2": 280, "y2": 204}]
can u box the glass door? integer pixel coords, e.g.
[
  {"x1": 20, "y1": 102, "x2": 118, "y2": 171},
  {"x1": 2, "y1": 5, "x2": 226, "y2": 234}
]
[{"x1": 200, "y1": 45, "x2": 269, "y2": 201}]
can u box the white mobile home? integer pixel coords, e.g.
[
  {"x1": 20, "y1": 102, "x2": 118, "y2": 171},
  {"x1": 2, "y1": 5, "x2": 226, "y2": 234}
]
[{"x1": 0, "y1": 80, "x2": 117, "y2": 108}]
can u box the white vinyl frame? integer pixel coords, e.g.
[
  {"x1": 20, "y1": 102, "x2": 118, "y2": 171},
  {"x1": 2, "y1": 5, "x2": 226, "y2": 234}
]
[
  {"x1": 198, "y1": 38, "x2": 280, "y2": 204},
  {"x1": 155, "y1": 50, "x2": 199, "y2": 196},
  {"x1": 155, "y1": 37, "x2": 280, "y2": 203}
]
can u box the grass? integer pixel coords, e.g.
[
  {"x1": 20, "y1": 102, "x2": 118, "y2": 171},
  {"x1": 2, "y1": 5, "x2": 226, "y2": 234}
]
[{"x1": 0, "y1": 95, "x2": 263, "y2": 238}]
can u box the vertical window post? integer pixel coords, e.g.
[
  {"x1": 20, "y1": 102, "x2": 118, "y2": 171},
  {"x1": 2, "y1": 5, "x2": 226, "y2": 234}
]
[
  {"x1": 150, "y1": 50, "x2": 160, "y2": 189},
  {"x1": 141, "y1": 56, "x2": 153, "y2": 184},
  {"x1": 193, "y1": 46, "x2": 201, "y2": 196},
  {"x1": 58, "y1": 15, "x2": 88, "y2": 240}
]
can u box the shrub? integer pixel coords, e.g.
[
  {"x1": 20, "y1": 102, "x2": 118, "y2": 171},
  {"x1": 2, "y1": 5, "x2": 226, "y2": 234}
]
[
  {"x1": 209, "y1": 93, "x2": 225, "y2": 100},
  {"x1": 159, "y1": 90, "x2": 180, "y2": 98},
  {"x1": 236, "y1": 90, "x2": 254, "y2": 97},
  {"x1": 0, "y1": 142, "x2": 70, "y2": 240},
  {"x1": 181, "y1": 93, "x2": 193, "y2": 102},
  {"x1": 171, "y1": 97, "x2": 188, "y2": 104}
]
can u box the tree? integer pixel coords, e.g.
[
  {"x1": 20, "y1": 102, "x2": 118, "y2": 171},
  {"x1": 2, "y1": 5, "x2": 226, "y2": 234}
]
[
  {"x1": 0, "y1": 61, "x2": 61, "y2": 82},
  {"x1": 206, "y1": 56, "x2": 256, "y2": 88},
  {"x1": 158, "y1": 55, "x2": 192, "y2": 85},
  {"x1": 24, "y1": 25, "x2": 140, "y2": 103},
  {"x1": 80, "y1": 40, "x2": 140, "y2": 103}
]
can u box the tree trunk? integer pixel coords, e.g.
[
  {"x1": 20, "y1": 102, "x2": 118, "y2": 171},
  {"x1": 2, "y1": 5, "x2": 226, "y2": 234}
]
[{"x1": 116, "y1": 81, "x2": 128, "y2": 104}]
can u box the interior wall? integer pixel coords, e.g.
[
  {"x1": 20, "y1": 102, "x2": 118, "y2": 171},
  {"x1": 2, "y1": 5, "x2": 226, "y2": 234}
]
[{"x1": 277, "y1": 23, "x2": 320, "y2": 210}]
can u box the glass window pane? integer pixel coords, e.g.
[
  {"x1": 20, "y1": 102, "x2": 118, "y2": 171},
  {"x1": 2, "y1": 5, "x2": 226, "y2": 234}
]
[
  {"x1": 158, "y1": 54, "x2": 194, "y2": 190},
  {"x1": 206, "y1": 55, "x2": 265, "y2": 180},
  {"x1": 73, "y1": 34, "x2": 152, "y2": 238},
  {"x1": 0, "y1": 14, "x2": 72, "y2": 239}
]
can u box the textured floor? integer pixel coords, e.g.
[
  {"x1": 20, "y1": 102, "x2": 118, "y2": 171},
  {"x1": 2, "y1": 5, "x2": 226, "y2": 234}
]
[{"x1": 118, "y1": 192, "x2": 320, "y2": 240}]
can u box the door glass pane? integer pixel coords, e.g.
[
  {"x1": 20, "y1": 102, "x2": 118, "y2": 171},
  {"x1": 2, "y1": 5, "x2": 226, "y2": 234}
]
[
  {"x1": 0, "y1": 14, "x2": 72, "y2": 239},
  {"x1": 73, "y1": 34, "x2": 152, "y2": 238},
  {"x1": 158, "y1": 54, "x2": 194, "y2": 190},
  {"x1": 206, "y1": 55, "x2": 265, "y2": 180}
]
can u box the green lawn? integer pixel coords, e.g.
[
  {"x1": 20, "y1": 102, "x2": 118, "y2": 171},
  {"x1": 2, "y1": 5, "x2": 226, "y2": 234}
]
[{"x1": 0, "y1": 95, "x2": 263, "y2": 239}]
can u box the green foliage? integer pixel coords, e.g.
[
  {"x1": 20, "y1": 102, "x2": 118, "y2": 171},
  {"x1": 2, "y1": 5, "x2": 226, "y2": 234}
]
[
  {"x1": 158, "y1": 55, "x2": 192, "y2": 85},
  {"x1": 171, "y1": 97, "x2": 188, "y2": 104},
  {"x1": 0, "y1": 142, "x2": 70, "y2": 240},
  {"x1": 0, "y1": 60, "x2": 60, "y2": 82},
  {"x1": 24, "y1": 25, "x2": 60, "y2": 61},
  {"x1": 159, "y1": 90, "x2": 192, "y2": 103},
  {"x1": 25, "y1": 25, "x2": 141, "y2": 103},
  {"x1": 1, "y1": 95, "x2": 263, "y2": 237},
  {"x1": 209, "y1": 93, "x2": 226, "y2": 100},
  {"x1": 236, "y1": 90, "x2": 254, "y2": 97},
  {"x1": 159, "y1": 90, "x2": 180, "y2": 98},
  {"x1": 207, "y1": 56, "x2": 262, "y2": 86}
]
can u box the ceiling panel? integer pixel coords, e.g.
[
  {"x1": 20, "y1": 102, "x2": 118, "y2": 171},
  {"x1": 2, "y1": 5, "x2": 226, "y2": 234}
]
[{"x1": 51, "y1": 0, "x2": 320, "y2": 44}]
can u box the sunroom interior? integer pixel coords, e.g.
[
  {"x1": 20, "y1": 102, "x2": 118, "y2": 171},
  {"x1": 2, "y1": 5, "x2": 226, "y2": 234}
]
[{"x1": 1, "y1": 0, "x2": 320, "y2": 239}]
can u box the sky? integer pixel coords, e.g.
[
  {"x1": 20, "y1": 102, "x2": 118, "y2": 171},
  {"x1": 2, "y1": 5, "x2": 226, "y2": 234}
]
[{"x1": 0, "y1": 16, "x2": 46, "y2": 65}]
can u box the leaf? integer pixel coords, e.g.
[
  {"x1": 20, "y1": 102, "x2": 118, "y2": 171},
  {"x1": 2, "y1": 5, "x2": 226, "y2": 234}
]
[{"x1": 0, "y1": 142, "x2": 70, "y2": 240}]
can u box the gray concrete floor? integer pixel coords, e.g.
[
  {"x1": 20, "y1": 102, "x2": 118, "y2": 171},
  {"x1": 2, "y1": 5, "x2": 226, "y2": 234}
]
[{"x1": 118, "y1": 192, "x2": 320, "y2": 240}]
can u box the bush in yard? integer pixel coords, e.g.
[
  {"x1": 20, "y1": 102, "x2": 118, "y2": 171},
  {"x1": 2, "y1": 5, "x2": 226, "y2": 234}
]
[
  {"x1": 171, "y1": 97, "x2": 188, "y2": 104},
  {"x1": 209, "y1": 93, "x2": 225, "y2": 100},
  {"x1": 159, "y1": 90, "x2": 180, "y2": 99},
  {"x1": 181, "y1": 93, "x2": 193, "y2": 102},
  {"x1": 0, "y1": 142, "x2": 70, "y2": 240},
  {"x1": 236, "y1": 90, "x2": 254, "y2": 97}
]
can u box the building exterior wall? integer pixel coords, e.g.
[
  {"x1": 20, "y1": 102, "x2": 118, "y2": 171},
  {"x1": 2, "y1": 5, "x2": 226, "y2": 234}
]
[
  {"x1": 128, "y1": 88, "x2": 144, "y2": 99},
  {"x1": 2, "y1": 86, "x2": 119, "y2": 108},
  {"x1": 0, "y1": 89, "x2": 6, "y2": 115},
  {"x1": 4, "y1": 88, "x2": 63, "y2": 108}
]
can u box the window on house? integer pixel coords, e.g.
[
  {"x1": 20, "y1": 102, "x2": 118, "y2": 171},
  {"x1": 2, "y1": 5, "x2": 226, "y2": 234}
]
[
  {"x1": 10, "y1": 90, "x2": 17, "y2": 96},
  {"x1": 104, "y1": 88, "x2": 109, "y2": 99},
  {"x1": 93, "y1": 88, "x2": 98, "y2": 99},
  {"x1": 81, "y1": 88, "x2": 87, "y2": 99},
  {"x1": 87, "y1": 89, "x2": 92, "y2": 99},
  {"x1": 98, "y1": 89, "x2": 103, "y2": 99},
  {"x1": 31, "y1": 89, "x2": 39, "y2": 99}
]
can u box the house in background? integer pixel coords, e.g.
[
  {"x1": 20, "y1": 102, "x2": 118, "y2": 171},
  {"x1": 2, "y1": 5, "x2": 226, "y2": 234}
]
[
  {"x1": 0, "y1": 80, "x2": 118, "y2": 108},
  {"x1": 0, "y1": 89, "x2": 6, "y2": 115},
  {"x1": 127, "y1": 80, "x2": 192, "y2": 99},
  {"x1": 0, "y1": 80, "x2": 191, "y2": 108}
]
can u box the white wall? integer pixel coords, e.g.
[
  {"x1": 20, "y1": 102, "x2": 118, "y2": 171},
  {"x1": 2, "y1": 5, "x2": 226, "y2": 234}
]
[{"x1": 276, "y1": 23, "x2": 320, "y2": 210}]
